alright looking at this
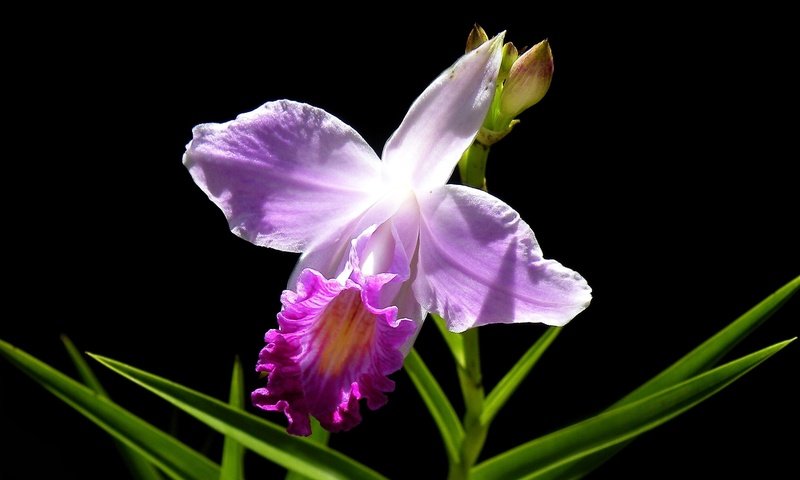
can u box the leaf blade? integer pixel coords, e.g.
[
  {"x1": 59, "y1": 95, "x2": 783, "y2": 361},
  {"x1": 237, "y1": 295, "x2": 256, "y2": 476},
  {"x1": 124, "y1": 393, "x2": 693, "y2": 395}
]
[
  {"x1": 61, "y1": 335, "x2": 164, "y2": 480},
  {"x1": 481, "y1": 327, "x2": 560, "y2": 426},
  {"x1": 285, "y1": 418, "x2": 331, "y2": 480},
  {"x1": 0, "y1": 339, "x2": 220, "y2": 480},
  {"x1": 624, "y1": 275, "x2": 799, "y2": 404},
  {"x1": 539, "y1": 275, "x2": 800, "y2": 479},
  {"x1": 61, "y1": 335, "x2": 110, "y2": 396},
  {"x1": 432, "y1": 313, "x2": 466, "y2": 369},
  {"x1": 403, "y1": 348, "x2": 465, "y2": 463},
  {"x1": 305, "y1": 417, "x2": 331, "y2": 445},
  {"x1": 470, "y1": 338, "x2": 795, "y2": 480},
  {"x1": 220, "y1": 357, "x2": 245, "y2": 480},
  {"x1": 90, "y1": 354, "x2": 386, "y2": 480}
]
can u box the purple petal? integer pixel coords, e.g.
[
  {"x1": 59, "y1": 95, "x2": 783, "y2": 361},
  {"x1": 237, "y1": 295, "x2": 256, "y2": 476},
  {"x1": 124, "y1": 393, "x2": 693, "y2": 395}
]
[
  {"x1": 184, "y1": 100, "x2": 382, "y2": 252},
  {"x1": 349, "y1": 196, "x2": 424, "y2": 334},
  {"x1": 381, "y1": 35, "x2": 504, "y2": 191},
  {"x1": 288, "y1": 189, "x2": 420, "y2": 287},
  {"x1": 349, "y1": 194, "x2": 420, "y2": 279},
  {"x1": 392, "y1": 270, "x2": 426, "y2": 353},
  {"x1": 380, "y1": 196, "x2": 426, "y2": 342},
  {"x1": 252, "y1": 269, "x2": 416, "y2": 435},
  {"x1": 414, "y1": 185, "x2": 591, "y2": 333},
  {"x1": 286, "y1": 213, "x2": 366, "y2": 287},
  {"x1": 346, "y1": 205, "x2": 425, "y2": 351}
]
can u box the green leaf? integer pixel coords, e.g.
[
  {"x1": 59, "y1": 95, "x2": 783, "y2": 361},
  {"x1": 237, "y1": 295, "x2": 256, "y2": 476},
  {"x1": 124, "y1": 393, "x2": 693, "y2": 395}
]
[
  {"x1": 61, "y1": 335, "x2": 112, "y2": 397},
  {"x1": 537, "y1": 274, "x2": 800, "y2": 479},
  {"x1": 61, "y1": 336, "x2": 164, "y2": 480},
  {"x1": 470, "y1": 338, "x2": 794, "y2": 480},
  {"x1": 285, "y1": 417, "x2": 331, "y2": 480},
  {"x1": 0, "y1": 339, "x2": 220, "y2": 480},
  {"x1": 90, "y1": 354, "x2": 386, "y2": 480},
  {"x1": 432, "y1": 313, "x2": 466, "y2": 369},
  {"x1": 306, "y1": 417, "x2": 331, "y2": 445},
  {"x1": 220, "y1": 357, "x2": 245, "y2": 480},
  {"x1": 403, "y1": 348, "x2": 465, "y2": 463},
  {"x1": 630, "y1": 275, "x2": 799, "y2": 400},
  {"x1": 481, "y1": 327, "x2": 560, "y2": 426}
]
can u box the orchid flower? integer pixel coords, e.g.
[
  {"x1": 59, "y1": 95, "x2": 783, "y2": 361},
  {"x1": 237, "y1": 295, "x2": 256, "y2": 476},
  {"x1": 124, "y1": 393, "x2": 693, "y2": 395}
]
[{"x1": 183, "y1": 34, "x2": 591, "y2": 435}]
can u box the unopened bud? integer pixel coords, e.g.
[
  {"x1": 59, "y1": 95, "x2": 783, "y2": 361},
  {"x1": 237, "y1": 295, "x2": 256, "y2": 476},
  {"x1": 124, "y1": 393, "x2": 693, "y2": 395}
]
[
  {"x1": 499, "y1": 42, "x2": 518, "y2": 81},
  {"x1": 500, "y1": 39, "x2": 553, "y2": 119},
  {"x1": 466, "y1": 24, "x2": 489, "y2": 52}
]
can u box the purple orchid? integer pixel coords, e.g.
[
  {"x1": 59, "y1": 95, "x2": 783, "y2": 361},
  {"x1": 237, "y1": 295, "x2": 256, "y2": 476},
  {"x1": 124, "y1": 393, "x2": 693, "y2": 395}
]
[{"x1": 184, "y1": 34, "x2": 591, "y2": 435}]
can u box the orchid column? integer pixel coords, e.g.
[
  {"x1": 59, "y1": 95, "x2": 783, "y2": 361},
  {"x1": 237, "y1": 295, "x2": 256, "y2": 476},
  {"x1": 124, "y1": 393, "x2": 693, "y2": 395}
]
[{"x1": 183, "y1": 30, "x2": 590, "y2": 447}]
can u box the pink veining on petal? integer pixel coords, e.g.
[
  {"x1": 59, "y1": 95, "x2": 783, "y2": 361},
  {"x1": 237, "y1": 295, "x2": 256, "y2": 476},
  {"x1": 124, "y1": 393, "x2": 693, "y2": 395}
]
[{"x1": 252, "y1": 269, "x2": 416, "y2": 435}]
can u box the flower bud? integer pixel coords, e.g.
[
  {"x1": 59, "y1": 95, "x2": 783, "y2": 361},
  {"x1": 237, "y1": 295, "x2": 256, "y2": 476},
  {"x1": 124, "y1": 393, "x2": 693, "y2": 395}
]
[
  {"x1": 500, "y1": 39, "x2": 553, "y2": 119},
  {"x1": 499, "y1": 42, "x2": 518, "y2": 82},
  {"x1": 465, "y1": 24, "x2": 489, "y2": 52}
]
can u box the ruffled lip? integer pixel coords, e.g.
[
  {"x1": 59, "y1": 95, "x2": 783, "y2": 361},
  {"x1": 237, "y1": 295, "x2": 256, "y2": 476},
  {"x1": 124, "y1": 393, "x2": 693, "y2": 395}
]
[{"x1": 252, "y1": 269, "x2": 416, "y2": 435}]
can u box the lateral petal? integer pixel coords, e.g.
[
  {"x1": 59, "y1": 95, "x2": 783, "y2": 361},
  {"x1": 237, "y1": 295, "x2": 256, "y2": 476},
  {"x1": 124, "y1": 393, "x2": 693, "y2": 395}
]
[
  {"x1": 184, "y1": 100, "x2": 382, "y2": 252},
  {"x1": 415, "y1": 185, "x2": 591, "y2": 332}
]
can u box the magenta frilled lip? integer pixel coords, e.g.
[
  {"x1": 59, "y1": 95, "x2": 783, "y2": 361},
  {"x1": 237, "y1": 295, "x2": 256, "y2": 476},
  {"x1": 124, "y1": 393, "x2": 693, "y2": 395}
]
[{"x1": 252, "y1": 268, "x2": 415, "y2": 435}]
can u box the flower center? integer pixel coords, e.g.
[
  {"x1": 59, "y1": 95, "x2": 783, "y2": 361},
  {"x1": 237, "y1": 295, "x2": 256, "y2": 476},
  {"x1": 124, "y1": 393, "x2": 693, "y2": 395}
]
[
  {"x1": 359, "y1": 222, "x2": 396, "y2": 276},
  {"x1": 313, "y1": 288, "x2": 376, "y2": 376}
]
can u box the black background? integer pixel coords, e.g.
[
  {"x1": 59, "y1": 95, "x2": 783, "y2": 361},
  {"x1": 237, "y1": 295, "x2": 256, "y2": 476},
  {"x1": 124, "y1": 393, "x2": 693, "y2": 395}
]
[{"x1": 2, "y1": 6, "x2": 797, "y2": 480}]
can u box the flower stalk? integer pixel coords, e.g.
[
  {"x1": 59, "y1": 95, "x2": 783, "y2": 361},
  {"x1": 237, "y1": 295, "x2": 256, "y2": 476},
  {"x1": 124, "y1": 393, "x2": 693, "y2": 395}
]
[
  {"x1": 457, "y1": 141, "x2": 490, "y2": 191},
  {"x1": 450, "y1": 31, "x2": 554, "y2": 465},
  {"x1": 449, "y1": 327, "x2": 487, "y2": 480},
  {"x1": 449, "y1": 138, "x2": 494, "y2": 478},
  {"x1": 458, "y1": 37, "x2": 522, "y2": 191}
]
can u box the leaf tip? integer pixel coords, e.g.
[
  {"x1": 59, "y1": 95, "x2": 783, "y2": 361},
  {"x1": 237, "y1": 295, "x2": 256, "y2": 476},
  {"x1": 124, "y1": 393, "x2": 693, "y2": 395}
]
[{"x1": 86, "y1": 352, "x2": 107, "y2": 364}]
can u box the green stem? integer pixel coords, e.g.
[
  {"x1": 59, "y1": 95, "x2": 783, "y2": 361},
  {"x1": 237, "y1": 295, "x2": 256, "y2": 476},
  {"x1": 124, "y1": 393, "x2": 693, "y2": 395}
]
[
  {"x1": 458, "y1": 141, "x2": 490, "y2": 191},
  {"x1": 448, "y1": 328, "x2": 487, "y2": 480},
  {"x1": 449, "y1": 140, "x2": 495, "y2": 479}
]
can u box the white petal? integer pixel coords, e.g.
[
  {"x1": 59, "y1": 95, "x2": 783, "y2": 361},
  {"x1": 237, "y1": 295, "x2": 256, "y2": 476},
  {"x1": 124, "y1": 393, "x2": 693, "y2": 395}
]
[{"x1": 382, "y1": 35, "x2": 504, "y2": 191}]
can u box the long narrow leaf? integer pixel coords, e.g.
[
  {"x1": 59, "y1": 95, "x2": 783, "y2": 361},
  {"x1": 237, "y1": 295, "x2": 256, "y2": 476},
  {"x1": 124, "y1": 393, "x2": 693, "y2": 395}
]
[
  {"x1": 538, "y1": 275, "x2": 800, "y2": 479},
  {"x1": 432, "y1": 313, "x2": 466, "y2": 369},
  {"x1": 471, "y1": 338, "x2": 794, "y2": 480},
  {"x1": 0, "y1": 339, "x2": 220, "y2": 480},
  {"x1": 306, "y1": 417, "x2": 331, "y2": 445},
  {"x1": 90, "y1": 354, "x2": 386, "y2": 480},
  {"x1": 285, "y1": 417, "x2": 331, "y2": 480},
  {"x1": 404, "y1": 348, "x2": 465, "y2": 463},
  {"x1": 481, "y1": 327, "x2": 560, "y2": 426},
  {"x1": 61, "y1": 336, "x2": 164, "y2": 480},
  {"x1": 220, "y1": 357, "x2": 245, "y2": 480},
  {"x1": 624, "y1": 275, "x2": 799, "y2": 403},
  {"x1": 61, "y1": 335, "x2": 112, "y2": 396},
  {"x1": 288, "y1": 419, "x2": 331, "y2": 479}
]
